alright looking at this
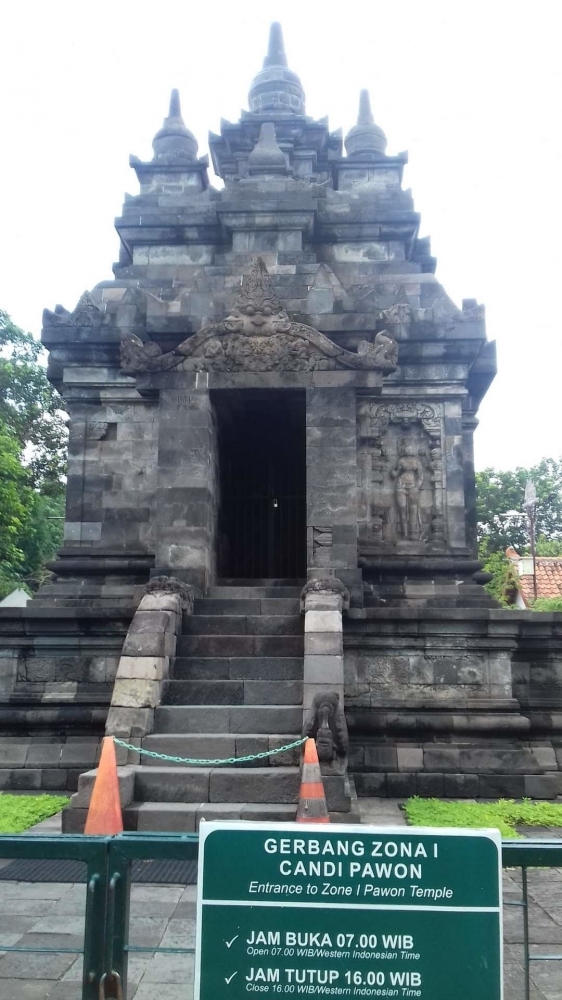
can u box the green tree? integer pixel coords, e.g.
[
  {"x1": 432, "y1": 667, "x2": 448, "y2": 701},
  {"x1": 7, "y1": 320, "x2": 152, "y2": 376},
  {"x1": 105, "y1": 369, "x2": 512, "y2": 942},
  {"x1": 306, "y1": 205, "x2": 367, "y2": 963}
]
[
  {"x1": 535, "y1": 535, "x2": 562, "y2": 557},
  {"x1": 478, "y1": 538, "x2": 519, "y2": 607},
  {"x1": 0, "y1": 310, "x2": 67, "y2": 491},
  {"x1": 476, "y1": 459, "x2": 562, "y2": 553},
  {"x1": 0, "y1": 311, "x2": 66, "y2": 598},
  {"x1": 533, "y1": 597, "x2": 562, "y2": 612},
  {"x1": 0, "y1": 430, "x2": 28, "y2": 569}
]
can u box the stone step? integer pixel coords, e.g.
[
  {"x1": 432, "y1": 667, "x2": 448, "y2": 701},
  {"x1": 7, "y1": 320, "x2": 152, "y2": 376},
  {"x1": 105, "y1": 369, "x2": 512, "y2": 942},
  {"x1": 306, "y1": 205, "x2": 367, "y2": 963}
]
[
  {"x1": 154, "y1": 704, "x2": 302, "y2": 734},
  {"x1": 162, "y1": 679, "x2": 303, "y2": 706},
  {"x1": 134, "y1": 765, "x2": 300, "y2": 804},
  {"x1": 208, "y1": 587, "x2": 302, "y2": 599},
  {"x1": 184, "y1": 615, "x2": 303, "y2": 636},
  {"x1": 141, "y1": 733, "x2": 300, "y2": 767},
  {"x1": 125, "y1": 801, "x2": 297, "y2": 832},
  {"x1": 195, "y1": 598, "x2": 301, "y2": 616},
  {"x1": 173, "y1": 656, "x2": 303, "y2": 680},
  {"x1": 177, "y1": 634, "x2": 304, "y2": 658}
]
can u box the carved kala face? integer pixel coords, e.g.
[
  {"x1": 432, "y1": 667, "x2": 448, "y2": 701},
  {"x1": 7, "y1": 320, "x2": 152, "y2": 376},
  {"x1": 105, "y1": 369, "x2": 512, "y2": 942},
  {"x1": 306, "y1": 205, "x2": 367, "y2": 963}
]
[{"x1": 229, "y1": 299, "x2": 291, "y2": 336}]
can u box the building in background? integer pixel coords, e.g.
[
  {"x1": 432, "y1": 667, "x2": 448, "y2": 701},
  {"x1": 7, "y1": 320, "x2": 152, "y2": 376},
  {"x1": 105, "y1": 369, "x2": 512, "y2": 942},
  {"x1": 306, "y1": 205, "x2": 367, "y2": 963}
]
[{"x1": 506, "y1": 547, "x2": 562, "y2": 608}]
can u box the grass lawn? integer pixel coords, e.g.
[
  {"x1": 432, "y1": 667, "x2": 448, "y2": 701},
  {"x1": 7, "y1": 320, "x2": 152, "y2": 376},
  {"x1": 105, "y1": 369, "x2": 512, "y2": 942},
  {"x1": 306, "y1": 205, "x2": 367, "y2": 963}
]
[
  {"x1": 404, "y1": 797, "x2": 562, "y2": 838},
  {"x1": 0, "y1": 794, "x2": 69, "y2": 834}
]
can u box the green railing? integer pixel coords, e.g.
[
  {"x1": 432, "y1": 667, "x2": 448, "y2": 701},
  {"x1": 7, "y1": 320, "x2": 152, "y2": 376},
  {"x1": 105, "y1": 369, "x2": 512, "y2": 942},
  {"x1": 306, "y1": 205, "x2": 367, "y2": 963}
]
[
  {"x1": 502, "y1": 840, "x2": 562, "y2": 1000},
  {"x1": 0, "y1": 834, "x2": 560, "y2": 999},
  {"x1": 0, "y1": 834, "x2": 109, "y2": 999}
]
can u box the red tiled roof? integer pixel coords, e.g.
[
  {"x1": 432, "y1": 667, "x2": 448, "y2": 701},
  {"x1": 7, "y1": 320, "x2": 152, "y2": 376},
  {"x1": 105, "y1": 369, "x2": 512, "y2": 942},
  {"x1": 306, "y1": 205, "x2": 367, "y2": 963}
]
[{"x1": 518, "y1": 557, "x2": 562, "y2": 606}]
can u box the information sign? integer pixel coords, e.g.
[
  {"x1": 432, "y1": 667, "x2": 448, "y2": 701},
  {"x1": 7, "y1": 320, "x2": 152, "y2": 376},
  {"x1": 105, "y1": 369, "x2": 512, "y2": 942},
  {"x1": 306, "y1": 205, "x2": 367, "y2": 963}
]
[{"x1": 195, "y1": 822, "x2": 502, "y2": 1000}]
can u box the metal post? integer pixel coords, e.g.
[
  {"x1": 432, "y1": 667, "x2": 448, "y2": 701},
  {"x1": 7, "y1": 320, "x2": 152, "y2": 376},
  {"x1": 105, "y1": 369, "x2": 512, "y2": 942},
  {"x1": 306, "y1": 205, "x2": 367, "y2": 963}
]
[
  {"x1": 104, "y1": 848, "x2": 132, "y2": 1000},
  {"x1": 524, "y1": 479, "x2": 538, "y2": 602},
  {"x1": 82, "y1": 842, "x2": 110, "y2": 1000},
  {"x1": 522, "y1": 867, "x2": 530, "y2": 1000}
]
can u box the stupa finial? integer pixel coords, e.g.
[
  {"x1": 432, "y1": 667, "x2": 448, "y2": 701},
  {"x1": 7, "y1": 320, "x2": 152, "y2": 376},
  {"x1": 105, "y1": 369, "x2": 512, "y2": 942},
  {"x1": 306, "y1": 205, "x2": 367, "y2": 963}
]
[
  {"x1": 152, "y1": 89, "x2": 198, "y2": 162},
  {"x1": 248, "y1": 22, "x2": 305, "y2": 115},
  {"x1": 168, "y1": 88, "x2": 182, "y2": 119},
  {"x1": 264, "y1": 22, "x2": 288, "y2": 68},
  {"x1": 358, "y1": 89, "x2": 375, "y2": 126},
  {"x1": 345, "y1": 88, "x2": 387, "y2": 159}
]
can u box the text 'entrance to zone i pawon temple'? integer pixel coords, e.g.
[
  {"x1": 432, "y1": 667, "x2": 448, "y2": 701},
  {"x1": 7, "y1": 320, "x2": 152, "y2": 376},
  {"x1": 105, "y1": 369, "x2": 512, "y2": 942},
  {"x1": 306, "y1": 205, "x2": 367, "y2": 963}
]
[{"x1": 215, "y1": 390, "x2": 306, "y2": 581}]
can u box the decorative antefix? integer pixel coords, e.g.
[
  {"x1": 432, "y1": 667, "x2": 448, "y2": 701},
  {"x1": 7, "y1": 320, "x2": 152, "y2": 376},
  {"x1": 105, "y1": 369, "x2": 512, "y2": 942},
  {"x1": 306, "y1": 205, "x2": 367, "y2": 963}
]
[
  {"x1": 300, "y1": 576, "x2": 351, "y2": 613},
  {"x1": 43, "y1": 290, "x2": 102, "y2": 329},
  {"x1": 304, "y1": 691, "x2": 349, "y2": 764},
  {"x1": 120, "y1": 258, "x2": 399, "y2": 375},
  {"x1": 144, "y1": 575, "x2": 195, "y2": 615}
]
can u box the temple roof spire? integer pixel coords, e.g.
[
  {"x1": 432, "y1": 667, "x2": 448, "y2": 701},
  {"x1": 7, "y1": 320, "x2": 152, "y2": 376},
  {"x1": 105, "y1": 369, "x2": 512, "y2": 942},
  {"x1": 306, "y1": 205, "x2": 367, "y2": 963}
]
[
  {"x1": 168, "y1": 88, "x2": 182, "y2": 118},
  {"x1": 248, "y1": 21, "x2": 305, "y2": 115},
  {"x1": 358, "y1": 88, "x2": 374, "y2": 125},
  {"x1": 345, "y1": 89, "x2": 387, "y2": 159},
  {"x1": 263, "y1": 21, "x2": 288, "y2": 68},
  {"x1": 152, "y1": 89, "x2": 198, "y2": 162}
]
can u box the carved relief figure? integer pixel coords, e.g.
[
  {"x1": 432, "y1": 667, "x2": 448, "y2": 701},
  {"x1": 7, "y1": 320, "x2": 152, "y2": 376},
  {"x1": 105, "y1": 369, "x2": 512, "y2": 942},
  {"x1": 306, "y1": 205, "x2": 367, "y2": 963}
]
[
  {"x1": 391, "y1": 438, "x2": 424, "y2": 540},
  {"x1": 357, "y1": 402, "x2": 446, "y2": 550},
  {"x1": 119, "y1": 258, "x2": 399, "y2": 375}
]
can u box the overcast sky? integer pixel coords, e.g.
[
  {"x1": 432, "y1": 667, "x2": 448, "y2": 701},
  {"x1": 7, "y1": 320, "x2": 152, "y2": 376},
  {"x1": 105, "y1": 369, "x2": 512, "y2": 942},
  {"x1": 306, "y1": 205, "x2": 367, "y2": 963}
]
[{"x1": 1, "y1": 0, "x2": 560, "y2": 471}]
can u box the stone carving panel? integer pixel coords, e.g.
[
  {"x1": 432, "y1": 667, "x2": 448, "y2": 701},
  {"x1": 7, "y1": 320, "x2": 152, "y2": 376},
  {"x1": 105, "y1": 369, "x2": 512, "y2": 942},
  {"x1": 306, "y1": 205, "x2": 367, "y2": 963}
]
[
  {"x1": 86, "y1": 421, "x2": 109, "y2": 441},
  {"x1": 357, "y1": 401, "x2": 446, "y2": 551},
  {"x1": 303, "y1": 691, "x2": 349, "y2": 764},
  {"x1": 43, "y1": 291, "x2": 102, "y2": 329},
  {"x1": 120, "y1": 258, "x2": 399, "y2": 375}
]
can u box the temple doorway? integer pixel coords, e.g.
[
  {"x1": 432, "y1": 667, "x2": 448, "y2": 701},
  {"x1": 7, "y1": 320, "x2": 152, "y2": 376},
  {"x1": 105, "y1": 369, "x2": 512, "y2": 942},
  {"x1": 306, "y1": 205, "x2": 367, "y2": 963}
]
[{"x1": 215, "y1": 390, "x2": 306, "y2": 579}]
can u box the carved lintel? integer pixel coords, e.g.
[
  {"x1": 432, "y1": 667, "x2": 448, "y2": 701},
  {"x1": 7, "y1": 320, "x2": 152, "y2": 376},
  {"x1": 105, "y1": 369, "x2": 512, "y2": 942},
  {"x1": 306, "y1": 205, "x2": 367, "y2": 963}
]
[
  {"x1": 303, "y1": 692, "x2": 348, "y2": 764},
  {"x1": 120, "y1": 258, "x2": 399, "y2": 375}
]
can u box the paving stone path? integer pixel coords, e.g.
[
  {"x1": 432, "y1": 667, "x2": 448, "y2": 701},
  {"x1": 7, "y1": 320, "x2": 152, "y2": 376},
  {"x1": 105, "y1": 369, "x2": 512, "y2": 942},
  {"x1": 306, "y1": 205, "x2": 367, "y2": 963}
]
[{"x1": 0, "y1": 803, "x2": 560, "y2": 999}]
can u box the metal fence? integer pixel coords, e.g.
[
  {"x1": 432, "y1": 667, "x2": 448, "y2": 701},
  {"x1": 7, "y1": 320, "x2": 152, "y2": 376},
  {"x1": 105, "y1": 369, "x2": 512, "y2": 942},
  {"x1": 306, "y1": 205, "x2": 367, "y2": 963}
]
[{"x1": 0, "y1": 833, "x2": 560, "y2": 1000}]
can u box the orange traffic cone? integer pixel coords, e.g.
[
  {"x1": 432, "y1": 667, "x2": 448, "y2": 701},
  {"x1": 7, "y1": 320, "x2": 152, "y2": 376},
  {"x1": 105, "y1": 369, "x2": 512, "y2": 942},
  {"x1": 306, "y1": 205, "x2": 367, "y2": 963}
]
[
  {"x1": 84, "y1": 737, "x2": 124, "y2": 835},
  {"x1": 296, "y1": 738, "x2": 330, "y2": 823}
]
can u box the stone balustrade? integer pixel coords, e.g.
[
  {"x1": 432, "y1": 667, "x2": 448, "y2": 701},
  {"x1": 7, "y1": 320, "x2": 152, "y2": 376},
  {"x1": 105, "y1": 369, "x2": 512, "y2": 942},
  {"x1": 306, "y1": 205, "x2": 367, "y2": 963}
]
[{"x1": 105, "y1": 577, "x2": 194, "y2": 764}]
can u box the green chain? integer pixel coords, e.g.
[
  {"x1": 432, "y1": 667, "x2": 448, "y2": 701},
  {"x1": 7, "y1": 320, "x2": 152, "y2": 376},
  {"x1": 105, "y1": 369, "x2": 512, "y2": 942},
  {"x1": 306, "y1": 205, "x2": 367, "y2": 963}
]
[{"x1": 113, "y1": 735, "x2": 307, "y2": 766}]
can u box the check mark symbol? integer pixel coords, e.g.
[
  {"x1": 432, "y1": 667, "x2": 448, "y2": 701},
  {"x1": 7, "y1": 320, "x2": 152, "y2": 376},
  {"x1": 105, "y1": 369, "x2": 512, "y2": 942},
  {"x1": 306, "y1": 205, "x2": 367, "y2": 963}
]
[
  {"x1": 225, "y1": 935, "x2": 239, "y2": 948},
  {"x1": 225, "y1": 972, "x2": 238, "y2": 985}
]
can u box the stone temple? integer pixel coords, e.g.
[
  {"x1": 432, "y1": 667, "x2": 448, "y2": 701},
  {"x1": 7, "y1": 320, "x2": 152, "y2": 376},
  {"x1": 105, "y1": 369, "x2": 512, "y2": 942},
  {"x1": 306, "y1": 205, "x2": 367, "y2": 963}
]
[{"x1": 1, "y1": 23, "x2": 562, "y2": 827}]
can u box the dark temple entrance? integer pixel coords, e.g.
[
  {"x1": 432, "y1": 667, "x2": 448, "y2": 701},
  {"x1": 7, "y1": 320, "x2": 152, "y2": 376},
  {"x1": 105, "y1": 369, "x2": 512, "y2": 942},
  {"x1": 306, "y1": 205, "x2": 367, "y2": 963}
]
[{"x1": 215, "y1": 391, "x2": 306, "y2": 579}]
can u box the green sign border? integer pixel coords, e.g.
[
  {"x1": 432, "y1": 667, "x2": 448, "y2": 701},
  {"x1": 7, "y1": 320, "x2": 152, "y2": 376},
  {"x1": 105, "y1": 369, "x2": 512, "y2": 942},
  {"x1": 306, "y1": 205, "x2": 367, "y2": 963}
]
[{"x1": 195, "y1": 821, "x2": 503, "y2": 1000}]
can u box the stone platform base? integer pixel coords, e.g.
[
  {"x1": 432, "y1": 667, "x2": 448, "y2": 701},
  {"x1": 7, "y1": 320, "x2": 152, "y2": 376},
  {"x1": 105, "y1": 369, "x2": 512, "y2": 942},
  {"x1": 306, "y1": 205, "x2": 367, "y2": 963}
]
[
  {"x1": 0, "y1": 737, "x2": 103, "y2": 793},
  {"x1": 351, "y1": 739, "x2": 562, "y2": 799},
  {"x1": 354, "y1": 770, "x2": 562, "y2": 799}
]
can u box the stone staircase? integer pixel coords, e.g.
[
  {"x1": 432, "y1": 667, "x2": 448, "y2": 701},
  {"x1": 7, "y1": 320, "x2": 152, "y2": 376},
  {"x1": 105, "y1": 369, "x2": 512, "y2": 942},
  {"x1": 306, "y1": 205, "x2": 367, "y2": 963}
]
[{"x1": 123, "y1": 582, "x2": 305, "y2": 831}]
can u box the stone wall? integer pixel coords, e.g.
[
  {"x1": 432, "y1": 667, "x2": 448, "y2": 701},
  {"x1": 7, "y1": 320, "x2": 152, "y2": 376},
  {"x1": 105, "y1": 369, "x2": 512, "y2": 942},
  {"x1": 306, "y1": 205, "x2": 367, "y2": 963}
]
[
  {"x1": 306, "y1": 388, "x2": 362, "y2": 604},
  {"x1": 345, "y1": 608, "x2": 562, "y2": 798},
  {"x1": 35, "y1": 374, "x2": 159, "y2": 608},
  {"x1": 151, "y1": 385, "x2": 219, "y2": 593},
  {"x1": 0, "y1": 607, "x2": 132, "y2": 791}
]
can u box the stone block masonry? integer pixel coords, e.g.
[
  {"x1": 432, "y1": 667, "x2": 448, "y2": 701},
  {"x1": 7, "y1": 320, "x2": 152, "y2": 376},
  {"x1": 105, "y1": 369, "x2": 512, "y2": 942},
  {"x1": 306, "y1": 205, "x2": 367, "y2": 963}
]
[
  {"x1": 0, "y1": 606, "x2": 132, "y2": 791},
  {"x1": 344, "y1": 608, "x2": 562, "y2": 798}
]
